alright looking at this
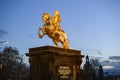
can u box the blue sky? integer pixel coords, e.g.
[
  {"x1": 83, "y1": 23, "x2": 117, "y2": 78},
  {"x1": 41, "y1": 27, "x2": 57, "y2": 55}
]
[{"x1": 0, "y1": 0, "x2": 120, "y2": 74}]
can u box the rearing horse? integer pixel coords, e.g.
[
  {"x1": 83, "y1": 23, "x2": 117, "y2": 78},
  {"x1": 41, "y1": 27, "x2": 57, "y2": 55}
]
[{"x1": 38, "y1": 12, "x2": 69, "y2": 49}]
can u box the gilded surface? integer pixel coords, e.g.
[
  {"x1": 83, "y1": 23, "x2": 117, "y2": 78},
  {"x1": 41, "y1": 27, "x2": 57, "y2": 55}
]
[{"x1": 38, "y1": 10, "x2": 69, "y2": 49}]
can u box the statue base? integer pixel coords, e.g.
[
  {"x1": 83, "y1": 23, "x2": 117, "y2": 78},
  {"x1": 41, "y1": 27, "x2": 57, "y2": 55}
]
[{"x1": 26, "y1": 46, "x2": 84, "y2": 80}]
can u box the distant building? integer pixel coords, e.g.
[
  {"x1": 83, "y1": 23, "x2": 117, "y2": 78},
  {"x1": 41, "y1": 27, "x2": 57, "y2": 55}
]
[
  {"x1": 78, "y1": 55, "x2": 96, "y2": 80},
  {"x1": 83, "y1": 55, "x2": 92, "y2": 71},
  {"x1": 78, "y1": 55, "x2": 120, "y2": 80},
  {"x1": 98, "y1": 65, "x2": 104, "y2": 80}
]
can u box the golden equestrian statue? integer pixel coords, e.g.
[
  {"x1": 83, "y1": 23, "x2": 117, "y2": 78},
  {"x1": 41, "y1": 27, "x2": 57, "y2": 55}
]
[{"x1": 38, "y1": 10, "x2": 69, "y2": 49}]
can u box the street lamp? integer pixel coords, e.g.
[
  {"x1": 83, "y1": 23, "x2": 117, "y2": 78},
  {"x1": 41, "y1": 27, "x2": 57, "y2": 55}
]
[{"x1": 0, "y1": 63, "x2": 2, "y2": 69}]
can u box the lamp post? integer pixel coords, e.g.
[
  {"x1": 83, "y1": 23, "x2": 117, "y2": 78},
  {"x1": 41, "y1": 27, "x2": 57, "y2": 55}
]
[
  {"x1": 0, "y1": 50, "x2": 3, "y2": 70},
  {"x1": 0, "y1": 52, "x2": 3, "y2": 70},
  {"x1": 0, "y1": 41, "x2": 9, "y2": 70}
]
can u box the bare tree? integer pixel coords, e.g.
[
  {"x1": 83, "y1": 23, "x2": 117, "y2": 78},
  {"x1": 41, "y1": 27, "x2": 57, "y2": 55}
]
[{"x1": 0, "y1": 46, "x2": 29, "y2": 80}]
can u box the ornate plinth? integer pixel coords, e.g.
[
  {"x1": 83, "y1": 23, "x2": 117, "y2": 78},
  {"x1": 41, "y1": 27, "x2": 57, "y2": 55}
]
[{"x1": 26, "y1": 46, "x2": 84, "y2": 80}]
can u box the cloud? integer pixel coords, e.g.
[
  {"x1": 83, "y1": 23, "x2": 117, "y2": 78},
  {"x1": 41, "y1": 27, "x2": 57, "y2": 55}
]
[
  {"x1": 82, "y1": 56, "x2": 120, "y2": 75},
  {"x1": 101, "y1": 60, "x2": 120, "y2": 75},
  {"x1": 101, "y1": 57, "x2": 120, "y2": 70},
  {"x1": 103, "y1": 65, "x2": 114, "y2": 69},
  {"x1": 109, "y1": 56, "x2": 120, "y2": 60},
  {"x1": 110, "y1": 61, "x2": 120, "y2": 69},
  {"x1": 105, "y1": 27, "x2": 120, "y2": 35},
  {"x1": 0, "y1": 41, "x2": 9, "y2": 45},
  {"x1": 81, "y1": 49, "x2": 102, "y2": 55},
  {"x1": 90, "y1": 56, "x2": 102, "y2": 61},
  {"x1": 102, "y1": 60, "x2": 110, "y2": 63},
  {"x1": 0, "y1": 29, "x2": 8, "y2": 36}
]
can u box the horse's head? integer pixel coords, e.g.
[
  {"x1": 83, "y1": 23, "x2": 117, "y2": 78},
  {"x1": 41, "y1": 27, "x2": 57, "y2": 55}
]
[{"x1": 42, "y1": 13, "x2": 51, "y2": 23}]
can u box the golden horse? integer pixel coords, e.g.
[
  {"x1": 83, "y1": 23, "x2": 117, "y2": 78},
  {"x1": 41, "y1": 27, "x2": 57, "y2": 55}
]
[{"x1": 38, "y1": 12, "x2": 69, "y2": 49}]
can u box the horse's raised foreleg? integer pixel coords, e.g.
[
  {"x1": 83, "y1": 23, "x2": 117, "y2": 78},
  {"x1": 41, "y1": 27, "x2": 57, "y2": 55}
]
[{"x1": 38, "y1": 27, "x2": 45, "y2": 38}]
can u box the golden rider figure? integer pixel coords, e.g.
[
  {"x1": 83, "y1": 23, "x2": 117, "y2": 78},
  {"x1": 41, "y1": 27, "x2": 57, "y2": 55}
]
[{"x1": 38, "y1": 10, "x2": 69, "y2": 48}]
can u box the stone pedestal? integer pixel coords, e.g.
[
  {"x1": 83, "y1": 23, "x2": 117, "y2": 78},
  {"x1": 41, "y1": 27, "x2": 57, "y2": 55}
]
[{"x1": 26, "y1": 46, "x2": 84, "y2": 80}]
